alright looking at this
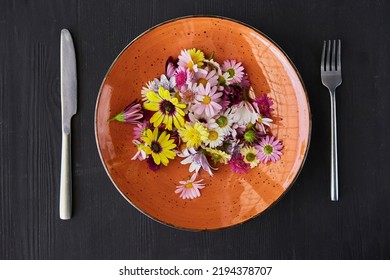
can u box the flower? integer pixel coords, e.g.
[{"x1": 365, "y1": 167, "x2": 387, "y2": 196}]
[
  {"x1": 204, "y1": 127, "x2": 226, "y2": 148},
  {"x1": 141, "y1": 127, "x2": 177, "y2": 166},
  {"x1": 231, "y1": 100, "x2": 259, "y2": 125},
  {"x1": 110, "y1": 100, "x2": 143, "y2": 124},
  {"x1": 133, "y1": 120, "x2": 150, "y2": 140},
  {"x1": 165, "y1": 56, "x2": 177, "y2": 78},
  {"x1": 204, "y1": 58, "x2": 222, "y2": 75},
  {"x1": 178, "y1": 147, "x2": 214, "y2": 176},
  {"x1": 243, "y1": 128, "x2": 257, "y2": 144},
  {"x1": 222, "y1": 59, "x2": 245, "y2": 84},
  {"x1": 205, "y1": 147, "x2": 231, "y2": 164},
  {"x1": 131, "y1": 140, "x2": 147, "y2": 161},
  {"x1": 255, "y1": 135, "x2": 283, "y2": 164},
  {"x1": 255, "y1": 115, "x2": 273, "y2": 133},
  {"x1": 254, "y1": 94, "x2": 274, "y2": 118},
  {"x1": 229, "y1": 153, "x2": 250, "y2": 174},
  {"x1": 240, "y1": 146, "x2": 259, "y2": 168},
  {"x1": 174, "y1": 66, "x2": 193, "y2": 91},
  {"x1": 178, "y1": 48, "x2": 205, "y2": 72},
  {"x1": 143, "y1": 86, "x2": 186, "y2": 130},
  {"x1": 192, "y1": 83, "x2": 223, "y2": 118},
  {"x1": 147, "y1": 157, "x2": 160, "y2": 171},
  {"x1": 175, "y1": 173, "x2": 206, "y2": 199},
  {"x1": 178, "y1": 121, "x2": 209, "y2": 149},
  {"x1": 141, "y1": 75, "x2": 176, "y2": 102},
  {"x1": 194, "y1": 68, "x2": 219, "y2": 87}
]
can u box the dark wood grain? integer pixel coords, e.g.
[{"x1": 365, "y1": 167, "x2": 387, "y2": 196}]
[{"x1": 1, "y1": 0, "x2": 390, "y2": 260}]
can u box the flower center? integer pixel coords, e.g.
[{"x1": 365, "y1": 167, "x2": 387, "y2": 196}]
[
  {"x1": 216, "y1": 116, "x2": 228, "y2": 128},
  {"x1": 160, "y1": 100, "x2": 175, "y2": 115},
  {"x1": 257, "y1": 117, "x2": 263, "y2": 124},
  {"x1": 197, "y1": 78, "x2": 207, "y2": 87},
  {"x1": 188, "y1": 129, "x2": 201, "y2": 143},
  {"x1": 244, "y1": 130, "x2": 256, "y2": 143},
  {"x1": 263, "y1": 144, "x2": 274, "y2": 155},
  {"x1": 185, "y1": 182, "x2": 193, "y2": 189},
  {"x1": 208, "y1": 130, "x2": 219, "y2": 141},
  {"x1": 246, "y1": 153, "x2": 256, "y2": 162},
  {"x1": 182, "y1": 90, "x2": 195, "y2": 103},
  {"x1": 227, "y1": 68, "x2": 235, "y2": 78},
  {"x1": 202, "y1": 95, "x2": 211, "y2": 105},
  {"x1": 151, "y1": 141, "x2": 162, "y2": 154},
  {"x1": 187, "y1": 61, "x2": 194, "y2": 71}
]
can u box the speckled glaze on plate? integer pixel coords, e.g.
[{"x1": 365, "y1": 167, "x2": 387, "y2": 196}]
[{"x1": 95, "y1": 16, "x2": 311, "y2": 231}]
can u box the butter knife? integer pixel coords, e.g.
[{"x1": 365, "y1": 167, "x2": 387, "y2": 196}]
[{"x1": 60, "y1": 29, "x2": 77, "y2": 220}]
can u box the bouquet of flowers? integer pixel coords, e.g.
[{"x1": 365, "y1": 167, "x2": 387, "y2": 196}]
[{"x1": 110, "y1": 48, "x2": 283, "y2": 199}]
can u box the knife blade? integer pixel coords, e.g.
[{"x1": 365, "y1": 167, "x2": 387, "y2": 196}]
[{"x1": 59, "y1": 29, "x2": 77, "y2": 220}]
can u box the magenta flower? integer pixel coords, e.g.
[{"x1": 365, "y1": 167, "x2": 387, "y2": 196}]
[
  {"x1": 174, "y1": 66, "x2": 193, "y2": 91},
  {"x1": 255, "y1": 135, "x2": 283, "y2": 164},
  {"x1": 110, "y1": 100, "x2": 143, "y2": 124},
  {"x1": 228, "y1": 153, "x2": 250, "y2": 174},
  {"x1": 147, "y1": 157, "x2": 160, "y2": 171},
  {"x1": 254, "y1": 94, "x2": 274, "y2": 118}
]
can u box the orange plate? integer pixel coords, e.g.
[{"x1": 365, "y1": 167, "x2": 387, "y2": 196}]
[{"x1": 95, "y1": 16, "x2": 311, "y2": 230}]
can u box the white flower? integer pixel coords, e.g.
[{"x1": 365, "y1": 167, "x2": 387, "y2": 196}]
[
  {"x1": 204, "y1": 127, "x2": 226, "y2": 148},
  {"x1": 178, "y1": 147, "x2": 214, "y2": 176},
  {"x1": 231, "y1": 101, "x2": 259, "y2": 125}
]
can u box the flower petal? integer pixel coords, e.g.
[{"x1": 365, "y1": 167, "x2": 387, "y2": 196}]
[{"x1": 146, "y1": 91, "x2": 162, "y2": 103}]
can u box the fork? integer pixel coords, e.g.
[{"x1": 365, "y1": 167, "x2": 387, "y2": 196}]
[{"x1": 321, "y1": 39, "x2": 342, "y2": 201}]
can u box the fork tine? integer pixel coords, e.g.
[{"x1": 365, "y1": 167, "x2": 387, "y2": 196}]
[
  {"x1": 326, "y1": 40, "x2": 331, "y2": 71},
  {"x1": 321, "y1": 41, "x2": 326, "y2": 71},
  {"x1": 337, "y1": 39, "x2": 341, "y2": 71},
  {"x1": 331, "y1": 40, "x2": 336, "y2": 71}
]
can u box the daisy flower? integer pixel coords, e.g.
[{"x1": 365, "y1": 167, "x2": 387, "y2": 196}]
[
  {"x1": 205, "y1": 147, "x2": 231, "y2": 164},
  {"x1": 110, "y1": 100, "x2": 143, "y2": 124},
  {"x1": 255, "y1": 135, "x2": 283, "y2": 164},
  {"x1": 214, "y1": 109, "x2": 234, "y2": 134},
  {"x1": 175, "y1": 173, "x2": 206, "y2": 200},
  {"x1": 240, "y1": 146, "x2": 260, "y2": 168},
  {"x1": 255, "y1": 115, "x2": 273, "y2": 133},
  {"x1": 178, "y1": 48, "x2": 205, "y2": 72},
  {"x1": 174, "y1": 66, "x2": 193, "y2": 92},
  {"x1": 228, "y1": 153, "x2": 250, "y2": 174},
  {"x1": 141, "y1": 127, "x2": 177, "y2": 166},
  {"x1": 133, "y1": 120, "x2": 150, "y2": 140},
  {"x1": 192, "y1": 83, "x2": 223, "y2": 118},
  {"x1": 231, "y1": 100, "x2": 259, "y2": 125},
  {"x1": 178, "y1": 121, "x2": 209, "y2": 149},
  {"x1": 254, "y1": 94, "x2": 274, "y2": 118},
  {"x1": 222, "y1": 59, "x2": 245, "y2": 84},
  {"x1": 143, "y1": 86, "x2": 186, "y2": 130},
  {"x1": 178, "y1": 147, "x2": 214, "y2": 176},
  {"x1": 194, "y1": 68, "x2": 219, "y2": 87},
  {"x1": 204, "y1": 127, "x2": 226, "y2": 148}
]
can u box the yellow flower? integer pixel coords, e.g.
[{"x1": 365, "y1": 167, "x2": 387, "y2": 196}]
[
  {"x1": 178, "y1": 122, "x2": 209, "y2": 149},
  {"x1": 240, "y1": 146, "x2": 260, "y2": 168},
  {"x1": 188, "y1": 48, "x2": 205, "y2": 68},
  {"x1": 143, "y1": 87, "x2": 186, "y2": 130},
  {"x1": 141, "y1": 127, "x2": 176, "y2": 166},
  {"x1": 205, "y1": 147, "x2": 231, "y2": 164}
]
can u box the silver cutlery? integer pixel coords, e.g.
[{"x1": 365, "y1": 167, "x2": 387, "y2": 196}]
[
  {"x1": 60, "y1": 29, "x2": 77, "y2": 219},
  {"x1": 321, "y1": 39, "x2": 342, "y2": 201}
]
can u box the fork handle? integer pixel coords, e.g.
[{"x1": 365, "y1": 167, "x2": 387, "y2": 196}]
[{"x1": 330, "y1": 91, "x2": 339, "y2": 201}]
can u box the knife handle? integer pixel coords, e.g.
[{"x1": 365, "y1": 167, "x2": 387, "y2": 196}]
[{"x1": 60, "y1": 131, "x2": 72, "y2": 220}]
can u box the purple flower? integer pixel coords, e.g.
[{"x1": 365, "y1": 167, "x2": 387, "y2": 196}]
[
  {"x1": 224, "y1": 85, "x2": 243, "y2": 105},
  {"x1": 147, "y1": 157, "x2": 160, "y2": 171},
  {"x1": 254, "y1": 94, "x2": 274, "y2": 118},
  {"x1": 228, "y1": 153, "x2": 250, "y2": 174},
  {"x1": 255, "y1": 135, "x2": 283, "y2": 164},
  {"x1": 110, "y1": 100, "x2": 143, "y2": 124}
]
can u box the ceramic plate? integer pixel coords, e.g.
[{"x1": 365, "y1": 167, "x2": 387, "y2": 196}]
[{"x1": 95, "y1": 16, "x2": 311, "y2": 230}]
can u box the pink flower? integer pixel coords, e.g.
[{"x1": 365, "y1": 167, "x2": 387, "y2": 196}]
[
  {"x1": 228, "y1": 153, "x2": 250, "y2": 174},
  {"x1": 174, "y1": 66, "x2": 193, "y2": 92},
  {"x1": 222, "y1": 60, "x2": 245, "y2": 83},
  {"x1": 254, "y1": 94, "x2": 274, "y2": 118},
  {"x1": 194, "y1": 68, "x2": 218, "y2": 87},
  {"x1": 165, "y1": 56, "x2": 177, "y2": 78},
  {"x1": 175, "y1": 173, "x2": 206, "y2": 199},
  {"x1": 110, "y1": 100, "x2": 143, "y2": 124},
  {"x1": 192, "y1": 83, "x2": 223, "y2": 118},
  {"x1": 255, "y1": 135, "x2": 283, "y2": 164},
  {"x1": 133, "y1": 120, "x2": 150, "y2": 140}
]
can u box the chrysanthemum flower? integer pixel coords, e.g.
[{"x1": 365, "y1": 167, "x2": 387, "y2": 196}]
[
  {"x1": 215, "y1": 109, "x2": 234, "y2": 135},
  {"x1": 228, "y1": 153, "x2": 250, "y2": 174},
  {"x1": 204, "y1": 127, "x2": 226, "y2": 148},
  {"x1": 178, "y1": 48, "x2": 205, "y2": 72},
  {"x1": 255, "y1": 135, "x2": 283, "y2": 164},
  {"x1": 174, "y1": 66, "x2": 193, "y2": 92},
  {"x1": 178, "y1": 147, "x2": 214, "y2": 176},
  {"x1": 240, "y1": 146, "x2": 260, "y2": 168},
  {"x1": 178, "y1": 121, "x2": 209, "y2": 149},
  {"x1": 254, "y1": 94, "x2": 274, "y2": 118},
  {"x1": 175, "y1": 173, "x2": 206, "y2": 199},
  {"x1": 222, "y1": 59, "x2": 245, "y2": 84},
  {"x1": 231, "y1": 100, "x2": 259, "y2": 125},
  {"x1": 194, "y1": 68, "x2": 219, "y2": 87},
  {"x1": 141, "y1": 127, "x2": 177, "y2": 166},
  {"x1": 143, "y1": 86, "x2": 186, "y2": 130},
  {"x1": 192, "y1": 83, "x2": 223, "y2": 118},
  {"x1": 110, "y1": 100, "x2": 143, "y2": 124},
  {"x1": 205, "y1": 147, "x2": 231, "y2": 164}
]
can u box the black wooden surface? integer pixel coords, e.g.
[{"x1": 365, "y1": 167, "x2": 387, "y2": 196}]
[{"x1": 1, "y1": 0, "x2": 390, "y2": 260}]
